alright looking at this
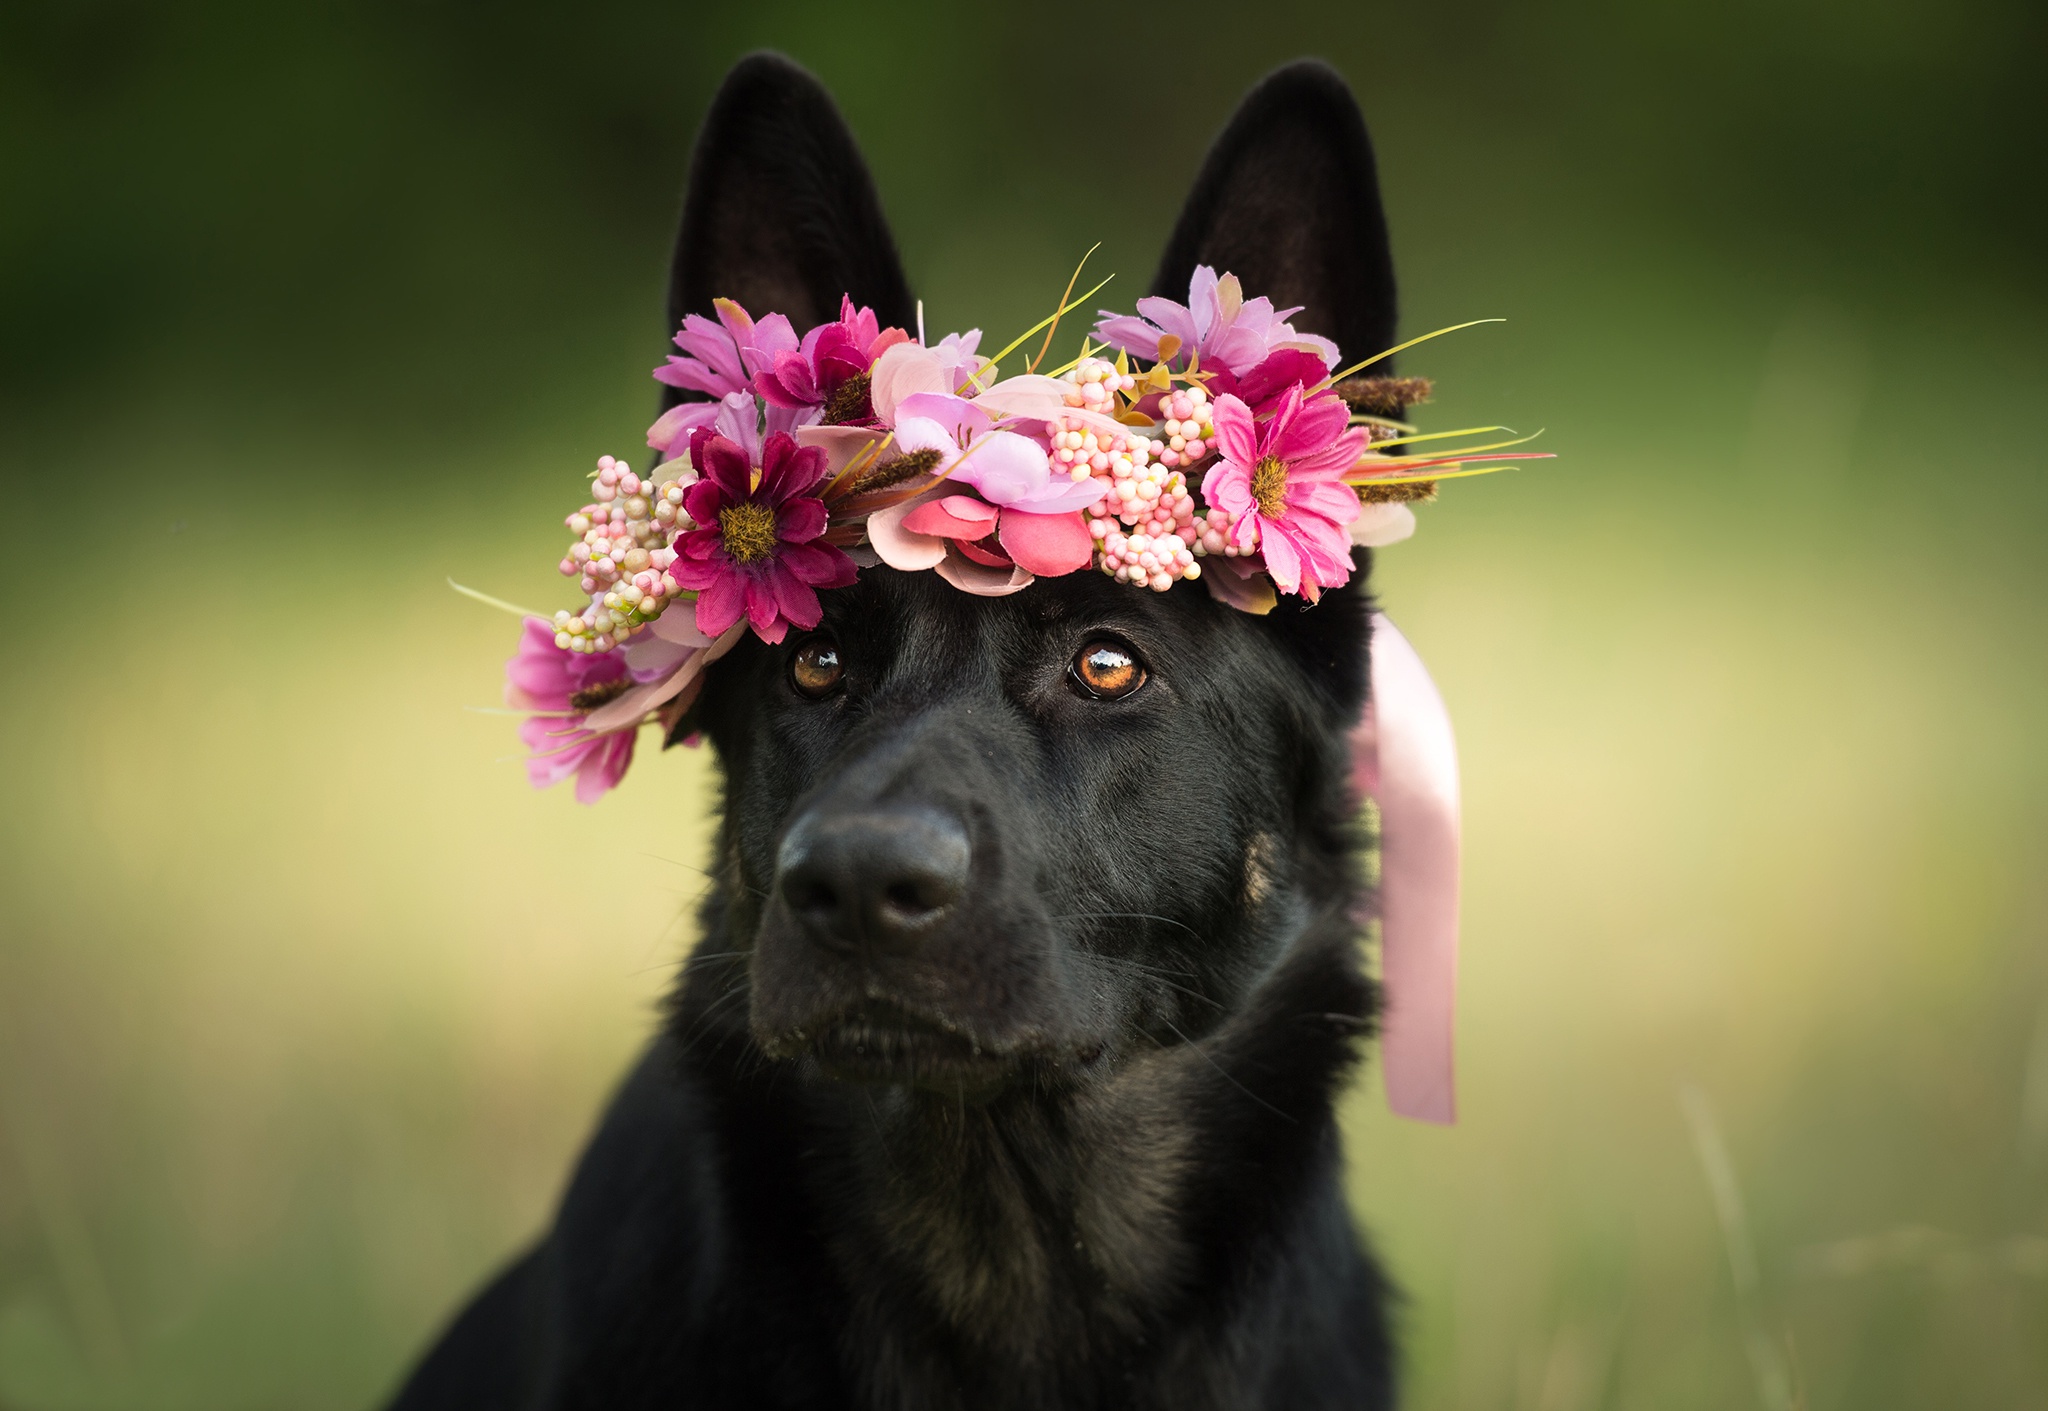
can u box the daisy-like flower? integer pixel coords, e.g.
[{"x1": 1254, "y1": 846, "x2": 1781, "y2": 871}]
[
  {"x1": 647, "y1": 298, "x2": 804, "y2": 457},
  {"x1": 666, "y1": 425, "x2": 857, "y2": 642},
  {"x1": 1201, "y1": 385, "x2": 1367, "y2": 600},
  {"x1": 752, "y1": 296, "x2": 912, "y2": 426},
  {"x1": 505, "y1": 617, "x2": 640, "y2": 803},
  {"x1": 1092, "y1": 265, "x2": 1339, "y2": 376}
]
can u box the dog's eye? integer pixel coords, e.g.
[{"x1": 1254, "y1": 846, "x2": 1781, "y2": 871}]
[
  {"x1": 1069, "y1": 640, "x2": 1146, "y2": 700},
  {"x1": 790, "y1": 636, "x2": 844, "y2": 698}
]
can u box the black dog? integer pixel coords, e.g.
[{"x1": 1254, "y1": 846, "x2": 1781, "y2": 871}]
[{"x1": 392, "y1": 53, "x2": 1404, "y2": 1411}]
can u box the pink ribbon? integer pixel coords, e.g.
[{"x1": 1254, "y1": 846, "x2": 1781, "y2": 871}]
[{"x1": 1349, "y1": 612, "x2": 1460, "y2": 1124}]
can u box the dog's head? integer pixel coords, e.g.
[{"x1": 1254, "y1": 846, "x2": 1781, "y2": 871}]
[{"x1": 672, "y1": 56, "x2": 1398, "y2": 1098}]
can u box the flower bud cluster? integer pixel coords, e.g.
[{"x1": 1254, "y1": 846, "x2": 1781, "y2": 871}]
[
  {"x1": 553, "y1": 455, "x2": 691, "y2": 653},
  {"x1": 1042, "y1": 407, "x2": 1137, "y2": 486},
  {"x1": 1089, "y1": 474, "x2": 1241, "y2": 591},
  {"x1": 1152, "y1": 386, "x2": 1216, "y2": 468},
  {"x1": 1061, "y1": 356, "x2": 1136, "y2": 415}
]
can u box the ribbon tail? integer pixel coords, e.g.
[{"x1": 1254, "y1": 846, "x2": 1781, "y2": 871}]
[{"x1": 1352, "y1": 611, "x2": 1461, "y2": 1124}]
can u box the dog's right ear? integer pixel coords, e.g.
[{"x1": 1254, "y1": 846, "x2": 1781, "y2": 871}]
[
  {"x1": 1152, "y1": 61, "x2": 1397, "y2": 369},
  {"x1": 663, "y1": 52, "x2": 913, "y2": 404}
]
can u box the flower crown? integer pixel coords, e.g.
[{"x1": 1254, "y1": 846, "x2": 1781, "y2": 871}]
[{"x1": 465, "y1": 265, "x2": 1545, "y2": 802}]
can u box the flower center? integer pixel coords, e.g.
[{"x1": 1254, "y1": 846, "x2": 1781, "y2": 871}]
[
  {"x1": 718, "y1": 501, "x2": 779, "y2": 564},
  {"x1": 822, "y1": 372, "x2": 873, "y2": 426},
  {"x1": 1250, "y1": 455, "x2": 1289, "y2": 519},
  {"x1": 568, "y1": 677, "x2": 633, "y2": 712}
]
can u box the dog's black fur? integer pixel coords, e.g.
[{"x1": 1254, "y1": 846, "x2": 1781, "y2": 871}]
[{"x1": 390, "y1": 53, "x2": 1402, "y2": 1411}]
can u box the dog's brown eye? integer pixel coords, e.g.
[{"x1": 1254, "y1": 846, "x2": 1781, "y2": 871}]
[
  {"x1": 790, "y1": 636, "x2": 843, "y2": 698},
  {"x1": 1070, "y1": 640, "x2": 1146, "y2": 700}
]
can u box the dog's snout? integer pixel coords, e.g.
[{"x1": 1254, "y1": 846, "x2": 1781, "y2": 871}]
[{"x1": 777, "y1": 807, "x2": 970, "y2": 954}]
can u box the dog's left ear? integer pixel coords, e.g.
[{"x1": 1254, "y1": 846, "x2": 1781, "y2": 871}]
[
  {"x1": 1153, "y1": 60, "x2": 1397, "y2": 370},
  {"x1": 1159, "y1": 62, "x2": 1395, "y2": 720},
  {"x1": 664, "y1": 53, "x2": 914, "y2": 380}
]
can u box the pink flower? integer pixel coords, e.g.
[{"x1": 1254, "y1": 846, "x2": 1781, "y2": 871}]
[
  {"x1": 1201, "y1": 385, "x2": 1366, "y2": 600},
  {"x1": 647, "y1": 298, "x2": 805, "y2": 457},
  {"x1": 864, "y1": 391, "x2": 1099, "y2": 592},
  {"x1": 654, "y1": 296, "x2": 800, "y2": 399},
  {"x1": 752, "y1": 296, "x2": 911, "y2": 426},
  {"x1": 505, "y1": 617, "x2": 639, "y2": 803},
  {"x1": 1092, "y1": 266, "x2": 1340, "y2": 377},
  {"x1": 666, "y1": 427, "x2": 857, "y2": 643}
]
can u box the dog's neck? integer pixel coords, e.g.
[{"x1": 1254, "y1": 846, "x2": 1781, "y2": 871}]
[{"x1": 670, "y1": 906, "x2": 1376, "y2": 1401}]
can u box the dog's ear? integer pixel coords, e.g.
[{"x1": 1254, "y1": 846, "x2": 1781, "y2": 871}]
[
  {"x1": 664, "y1": 52, "x2": 913, "y2": 393},
  {"x1": 1152, "y1": 61, "x2": 1396, "y2": 370},
  {"x1": 1159, "y1": 63, "x2": 1393, "y2": 721}
]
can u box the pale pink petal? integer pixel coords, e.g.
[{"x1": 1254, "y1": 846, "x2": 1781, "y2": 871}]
[
  {"x1": 1005, "y1": 473, "x2": 1113, "y2": 514},
  {"x1": 1205, "y1": 324, "x2": 1270, "y2": 375},
  {"x1": 712, "y1": 392, "x2": 764, "y2": 464},
  {"x1": 1273, "y1": 331, "x2": 1341, "y2": 368},
  {"x1": 997, "y1": 509, "x2": 1093, "y2": 577},
  {"x1": 646, "y1": 400, "x2": 719, "y2": 455},
  {"x1": 1090, "y1": 314, "x2": 1164, "y2": 361},
  {"x1": 897, "y1": 392, "x2": 990, "y2": 441},
  {"x1": 890, "y1": 414, "x2": 957, "y2": 459},
  {"x1": 585, "y1": 621, "x2": 739, "y2": 732},
  {"x1": 1351, "y1": 501, "x2": 1417, "y2": 547},
  {"x1": 1134, "y1": 295, "x2": 1200, "y2": 354},
  {"x1": 796, "y1": 424, "x2": 888, "y2": 479},
  {"x1": 933, "y1": 552, "x2": 1033, "y2": 596},
  {"x1": 868, "y1": 342, "x2": 948, "y2": 424},
  {"x1": 647, "y1": 606, "x2": 711, "y2": 647},
  {"x1": 967, "y1": 375, "x2": 1072, "y2": 425},
  {"x1": 1187, "y1": 265, "x2": 1220, "y2": 341},
  {"x1": 746, "y1": 312, "x2": 800, "y2": 368},
  {"x1": 865, "y1": 498, "x2": 950, "y2": 570},
  {"x1": 623, "y1": 631, "x2": 694, "y2": 681},
  {"x1": 945, "y1": 429, "x2": 1052, "y2": 505},
  {"x1": 1049, "y1": 405, "x2": 1127, "y2": 441}
]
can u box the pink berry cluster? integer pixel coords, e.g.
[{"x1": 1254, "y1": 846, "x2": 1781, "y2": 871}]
[
  {"x1": 1152, "y1": 385, "x2": 1216, "y2": 468},
  {"x1": 1088, "y1": 471, "x2": 1241, "y2": 591},
  {"x1": 552, "y1": 456, "x2": 691, "y2": 653},
  {"x1": 1062, "y1": 355, "x2": 1136, "y2": 417}
]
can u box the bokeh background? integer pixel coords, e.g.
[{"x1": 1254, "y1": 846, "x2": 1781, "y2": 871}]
[{"x1": 3, "y1": 1, "x2": 2044, "y2": 1406}]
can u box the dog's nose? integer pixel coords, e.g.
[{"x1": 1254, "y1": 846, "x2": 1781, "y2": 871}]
[{"x1": 776, "y1": 807, "x2": 970, "y2": 954}]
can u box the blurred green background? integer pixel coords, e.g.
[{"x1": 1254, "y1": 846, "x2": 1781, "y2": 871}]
[{"x1": 2, "y1": 0, "x2": 2043, "y2": 1406}]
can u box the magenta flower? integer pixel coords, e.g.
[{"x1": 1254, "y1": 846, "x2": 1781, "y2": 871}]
[
  {"x1": 666, "y1": 427, "x2": 857, "y2": 643},
  {"x1": 654, "y1": 296, "x2": 799, "y2": 398},
  {"x1": 505, "y1": 617, "x2": 638, "y2": 803},
  {"x1": 1093, "y1": 265, "x2": 1340, "y2": 376},
  {"x1": 647, "y1": 298, "x2": 804, "y2": 456},
  {"x1": 752, "y1": 296, "x2": 911, "y2": 425},
  {"x1": 1201, "y1": 385, "x2": 1367, "y2": 600}
]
